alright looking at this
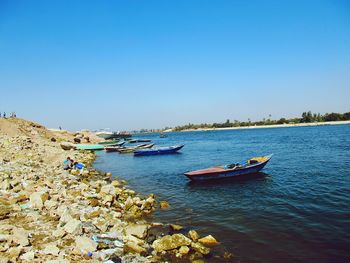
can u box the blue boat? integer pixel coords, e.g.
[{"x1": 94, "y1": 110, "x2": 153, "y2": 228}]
[
  {"x1": 134, "y1": 145, "x2": 184, "y2": 156},
  {"x1": 184, "y1": 154, "x2": 273, "y2": 181}
]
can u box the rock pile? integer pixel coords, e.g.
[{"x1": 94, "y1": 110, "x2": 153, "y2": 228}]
[{"x1": 0, "y1": 118, "x2": 221, "y2": 262}]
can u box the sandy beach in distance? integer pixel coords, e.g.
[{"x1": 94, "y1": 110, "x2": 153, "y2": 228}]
[{"x1": 170, "y1": 120, "x2": 350, "y2": 132}]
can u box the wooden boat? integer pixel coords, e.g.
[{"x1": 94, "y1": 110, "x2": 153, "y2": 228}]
[
  {"x1": 118, "y1": 148, "x2": 136, "y2": 154},
  {"x1": 76, "y1": 144, "x2": 105, "y2": 151},
  {"x1": 128, "y1": 139, "x2": 152, "y2": 143},
  {"x1": 105, "y1": 133, "x2": 132, "y2": 140},
  {"x1": 104, "y1": 145, "x2": 124, "y2": 152},
  {"x1": 76, "y1": 140, "x2": 125, "y2": 150},
  {"x1": 117, "y1": 143, "x2": 154, "y2": 154},
  {"x1": 184, "y1": 154, "x2": 273, "y2": 181},
  {"x1": 137, "y1": 143, "x2": 155, "y2": 149},
  {"x1": 134, "y1": 145, "x2": 184, "y2": 156},
  {"x1": 98, "y1": 140, "x2": 121, "y2": 145}
]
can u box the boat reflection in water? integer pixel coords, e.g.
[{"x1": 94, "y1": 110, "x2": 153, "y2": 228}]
[{"x1": 186, "y1": 172, "x2": 271, "y2": 188}]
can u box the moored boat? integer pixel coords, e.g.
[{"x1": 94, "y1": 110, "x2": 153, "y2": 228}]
[
  {"x1": 76, "y1": 144, "x2": 105, "y2": 151},
  {"x1": 117, "y1": 143, "x2": 155, "y2": 154},
  {"x1": 98, "y1": 139, "x2": 121, "y2": 145},
  {"x1": 104, "y1": 145, "x2": 124, "y2": 152},
  {"x1": 105, "y1": 133, "x2": 132, "y2": 140},
  {"x1": 128, "y1": 139, "x2": 152, "y2": 143},
  {"x1": 134, "y1": 145, "x2": 184, "y2": 156},
  {"x1": 137, "y1": 143, "x2": 155, "y2": 149},
  {"x1": 184, "y1": 154, "x2": 273, "y2": 181}
]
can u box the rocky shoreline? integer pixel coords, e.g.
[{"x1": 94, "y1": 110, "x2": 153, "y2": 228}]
[{"x1": 0, "y1": 118, "x2": 223, "y2": 262}]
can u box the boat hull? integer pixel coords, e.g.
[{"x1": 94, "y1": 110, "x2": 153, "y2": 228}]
[
  {"x1": 129, "y1": 139, "x2": 152, "y2": 143},
  {"x1": 134, "y1": 145, "x2": 184, "y2": 156},
  {"x1": 184, "y1": 156, "x2": 271, "y2": 181},
  {"x1": 98, "y1": 140, "x2": 121, "y2": 145},
  {"x1": 76, "y1": 144, "x2": 105, "y2": 151}
]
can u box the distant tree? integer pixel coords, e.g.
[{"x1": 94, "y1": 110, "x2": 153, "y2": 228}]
[
  {"x1": 277, "y1": 118, "x2": 287, "y2": 124},
  {"x1": 301, "y1": 111, "x2": 313, "y2": 123},
  {"x1": 342, "y1": 112, "x2": 350, "y2": 120},
  {"x1": 324, "y1": 113, "x2": 342, "y2": 122}
]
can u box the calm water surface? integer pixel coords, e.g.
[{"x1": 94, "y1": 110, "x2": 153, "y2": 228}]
[{"x1": 94, "y1": 125, "x2": 350, "y2": 263}]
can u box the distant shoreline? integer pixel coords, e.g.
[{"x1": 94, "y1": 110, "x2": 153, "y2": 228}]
[{"x1": 167, "y1": 120, "x2": 350, "y2": 132}]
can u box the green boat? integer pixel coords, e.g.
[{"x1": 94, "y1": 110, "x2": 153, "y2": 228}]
[{"x1": 76, "y1": 144, "x2": 105, "y2": 151}]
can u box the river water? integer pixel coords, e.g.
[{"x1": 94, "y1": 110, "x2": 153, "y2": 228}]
[{"x1": 94, "y1": 124, "x2": 350, "y2": 262}]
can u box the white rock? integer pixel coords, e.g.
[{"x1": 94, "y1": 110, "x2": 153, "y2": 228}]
[
  {"x1": 53, "y1": 228, "x2": 66, "y2": 238},
  {"x1": 12, "y1": 227, "x2": 29, "y2": 246},
  {"x1": 59, "y1": 209, "x2": 73, "y2": 224},
  {"x1": 75, "y1": 236, "x2": 97, "y2": 253},
  {"x1": 63, "y1": 219, "x2": 82, "y2": 235},
  {"x1": 20, "y1": 250, "x2": 35, "y2": 261},
  {"x1": 44, "y1": 200, "x2": 57, "y2": 210},
  {"x1": 100, "y1": 184, "x2": 116, "y2": 195},
  {"x1": 29, "y1": 191, "x2": 48, "y2": 210},
  {"x1": 42, "y1": 244, "x2": 60, "y2": 256},
  {"x1": 125, "y1": 224, "x2": 148, "y2": 239},
  {"x1": 0, "y1": 234, "x2": 10, "y2": 242}
]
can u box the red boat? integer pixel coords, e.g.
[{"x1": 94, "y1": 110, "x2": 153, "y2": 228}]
[{"x1": 184, "y1": 155, "x2": 272, "y2": 181}]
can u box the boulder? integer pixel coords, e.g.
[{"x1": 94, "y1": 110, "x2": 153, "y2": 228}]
[
  {"x1": 59, "y1": 209, "x2": 73, "y2": 224},
  {"x1": 188, "y1": 230, "x2": 200, "y2": 241},
  {"x1": 29, "y1": 191, "x2": 49, "y2": 210},
  {"x1": 75, "y1": 133, "x2": 84, "y2": 139},
  {"x1": 75, "y1": 236, "x2": 97, "y2": 253},
  {"x1": 125, "y1": 224, "x2": 148, "y2": 239},
  {"x1": 70, "y1": 169, "x2": 80, "y2": 175},
  {"x1": 160, "y1": 201, "x2": 170, "y2": 209},
  {"x1": 84, "y1": 209, "x2": 102, "y2": 220},
  {"x1": 124, "y1": 241, "x2": 146, "y2": 254},
  {"x1": 12, "y1": 227, "x2": 29, "y2": 246},
  {"x1": 44, "y1": 200, "x2": 58, "y2": 210},
  {"x1": 0, "y1": 208, "x2": 11, "y2": 220},
  {"x1": 8, "y1": 246, "x2": 22, "y2": 261},
  {"x1": 63, "y1": 219, "x2": 82, "y2": 235},
  {"x1": 0, "y1": 179, "x2": 10, "y2": 190},
  {"x1": 42, "y1": 244, "x2": 60, "y2": 256},
  {"x1": 191, "y1": 242, "x2": 210, "y2": 255},
  {"x1": 81, "y1": 170, "x2": 90, "y2": 177},
  {"x1": 179, "y1": 245, "x2": 190, "y2": 255},
  {"x1": 100, "y1": 184, "x2": 116, "y2": 196},
  {"x1": 111, "y1": 180, "x2": 121, "y2": 187},
  {"x1": 198, "y1": 235, "x2": 219, "y2": 246},
  {"x1": 0, "y1": 234, "x2": 10, "y2": 242},
  {"x1": 152, "y1": 234, "x2": 192, "y2": 252},
  {"x1": 60, "y1": 142, "x2": 76, "y2": 151},
  {"x1": 20, "y1": 250, "x2": 35, "y2": 261},
  {"x1": 52, "y1": 228, "x2": 65, "y2": 238},
  {"x1": 93, "y1": 219, "x2": 109, "y2": 232},
  {"x1": 170, "y1": 224, "x2": 183, "y2": 231},
  {"x1": 124, "y1": 196, "x2": 133, "y2": 210}
]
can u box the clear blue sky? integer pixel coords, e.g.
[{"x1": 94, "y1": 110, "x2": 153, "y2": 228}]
[{"x1": 1, "y1": 0, "x2": 349, "y2": 131}]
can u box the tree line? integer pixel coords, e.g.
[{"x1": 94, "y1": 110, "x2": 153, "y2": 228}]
[{"x1": 171, "y1": 111, "x2": 350, "y2": 131}]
